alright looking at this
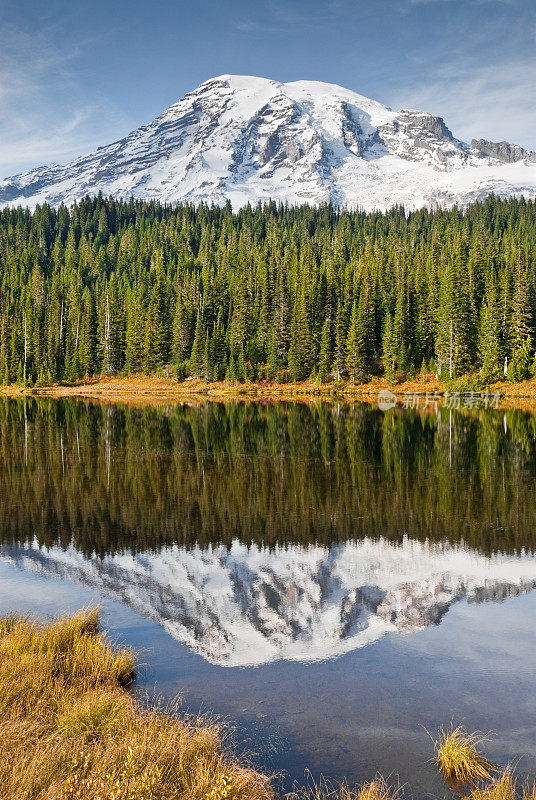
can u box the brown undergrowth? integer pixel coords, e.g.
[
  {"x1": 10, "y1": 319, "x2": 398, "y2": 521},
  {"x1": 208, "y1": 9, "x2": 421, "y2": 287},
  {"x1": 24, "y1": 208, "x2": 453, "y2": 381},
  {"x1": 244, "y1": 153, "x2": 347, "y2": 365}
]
[{"x1": 1, "y1": 373, "x2": 536, "y2": 410}]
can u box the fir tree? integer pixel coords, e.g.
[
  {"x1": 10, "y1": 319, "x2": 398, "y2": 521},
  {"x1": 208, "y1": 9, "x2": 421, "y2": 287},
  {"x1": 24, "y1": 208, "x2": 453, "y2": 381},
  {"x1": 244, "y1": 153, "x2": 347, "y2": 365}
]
[
  {"x1": 189, "y1": 309, "x2": 205, "y2": 378},
  {"x1": 318, "y1": 318, "x2": 333, "y2": 382},
  {"x1": 79, "y1": 288, "x2": 98, "y2": 376},
  {"x1": 288, "y1": 289, "x2": 312, "y2": 381},
  {"x1": 478, "y1": 278, "x2": 502, "y2": 379},
  {"x1": 346, "y1": 300, "x2": 368, "y2": 382}
]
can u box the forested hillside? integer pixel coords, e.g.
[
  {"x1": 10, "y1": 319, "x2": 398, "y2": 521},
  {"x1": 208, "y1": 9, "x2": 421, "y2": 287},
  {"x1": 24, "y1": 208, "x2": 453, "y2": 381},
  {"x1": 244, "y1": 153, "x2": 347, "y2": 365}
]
[{"x1": 0, "y1": 195, "x2": 535, "y2": 386}]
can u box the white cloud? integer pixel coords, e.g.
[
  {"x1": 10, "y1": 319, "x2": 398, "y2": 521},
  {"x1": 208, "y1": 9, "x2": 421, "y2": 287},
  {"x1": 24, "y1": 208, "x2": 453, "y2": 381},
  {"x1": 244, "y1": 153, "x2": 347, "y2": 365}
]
[
  {"x1": 0, "y1": 23, "x2": 133, "y2": 179},
  {"x1": 389, "y1": 56, "x2": 536, "y2": 149}
]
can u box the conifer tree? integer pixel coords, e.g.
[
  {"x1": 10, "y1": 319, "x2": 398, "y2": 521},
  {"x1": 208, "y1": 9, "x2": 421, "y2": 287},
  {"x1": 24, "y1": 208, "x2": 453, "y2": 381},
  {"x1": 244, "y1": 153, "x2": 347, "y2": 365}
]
[
  {"x1": 435, "y1": 252, "x2": 472, "y2": 378},
  {"x1": 510, "y1": 261, "x2": 532, "y2": 352},
  {"x1": 382, "y1": 311, "x2": 396, "y2": 379},
  {"x1": 269, "y1": 267, "x2": 290, "y2": 375},
  {"x1": 318, "y1": 318, "x2": 333, "y2": 382},
  {"x1": 173, "y1": 298, "x2": 193, "y2": 367},
  {"x1": 100, "y1": 275, "x2": 124, "y2": 375},
  {"x1": 229, "y1": 277, "x2": 250, "y2": 360},
  {"x1": 125, "y1": 290, "x2": 144, "y2": 372},
  {"x1": 79, "y1": 288, "x2": 98, "y2": 377},
  {"x1": 346, "y1": 300, "x2": 368, "y2": 382},
  {"x1": 189, "y1": 309, "x2": 205, "y2": 378},
  {"x1": 478, "y1": 278, "x2": 502, "y2": 379},
  {"x1": 288, "y1": 289, "x2": 312, "y2": 381}
]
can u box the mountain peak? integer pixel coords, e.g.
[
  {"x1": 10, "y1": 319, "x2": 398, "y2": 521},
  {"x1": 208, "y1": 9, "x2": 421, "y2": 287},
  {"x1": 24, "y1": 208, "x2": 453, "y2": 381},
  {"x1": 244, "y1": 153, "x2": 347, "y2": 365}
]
[{"x1": 1, "y1": 74, "x2": 535, "y2": 210}]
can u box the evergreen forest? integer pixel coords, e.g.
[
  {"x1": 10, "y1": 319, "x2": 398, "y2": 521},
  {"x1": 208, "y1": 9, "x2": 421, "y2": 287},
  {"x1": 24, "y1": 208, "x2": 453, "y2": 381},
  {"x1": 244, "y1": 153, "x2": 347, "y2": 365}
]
[{"x1": 1, "y1": 194, "x2": 535, "y2": 386}]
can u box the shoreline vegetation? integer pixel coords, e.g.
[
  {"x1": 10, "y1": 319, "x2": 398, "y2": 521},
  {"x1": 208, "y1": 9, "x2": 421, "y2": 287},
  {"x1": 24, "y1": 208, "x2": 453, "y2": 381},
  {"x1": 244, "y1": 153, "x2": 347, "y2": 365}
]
[
  {"x1": 0, "y1": 609, "x2": 534, "y2": 800},
  {"x1": 1, "y1": 374, "x2": 536, "y2": 410},
  {"x1": 0, "y1": 609, "x2": 271, "y2": 800}
]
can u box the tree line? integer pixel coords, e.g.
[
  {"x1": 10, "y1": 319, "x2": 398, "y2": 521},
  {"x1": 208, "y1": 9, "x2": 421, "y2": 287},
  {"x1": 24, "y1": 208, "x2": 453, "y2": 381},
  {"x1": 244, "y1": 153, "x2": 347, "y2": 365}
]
[{"x1": 0, "y1": 194, "x2": 535, "y2": 385}]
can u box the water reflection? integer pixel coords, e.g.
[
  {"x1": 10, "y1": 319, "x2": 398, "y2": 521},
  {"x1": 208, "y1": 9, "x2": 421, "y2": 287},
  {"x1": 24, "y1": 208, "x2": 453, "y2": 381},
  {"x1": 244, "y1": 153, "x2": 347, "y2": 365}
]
[
  {"x1": 0, "y1": 398, "x2": 535, "y2": 555},
  {"x1": 2, "y1": 538, "x2": 536, "y2": 666},
  {"x1": 2, "y1": 397, "x2": 536, "y2": 793}
]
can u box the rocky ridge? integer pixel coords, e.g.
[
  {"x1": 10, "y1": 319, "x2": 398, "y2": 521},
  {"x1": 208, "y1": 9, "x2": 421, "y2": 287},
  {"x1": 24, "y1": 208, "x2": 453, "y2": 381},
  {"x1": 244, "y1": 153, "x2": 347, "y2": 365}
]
[{"x1": 1, "y1": 75, "x2": 535, "y2": 211}]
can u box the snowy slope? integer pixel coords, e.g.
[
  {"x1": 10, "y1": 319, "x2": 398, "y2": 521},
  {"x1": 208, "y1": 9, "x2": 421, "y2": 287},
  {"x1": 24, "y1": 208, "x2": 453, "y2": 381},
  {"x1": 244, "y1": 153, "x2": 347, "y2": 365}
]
[
  {"x1": 1, "y1": 75, "x2": 535, "y2": 211},
  {"x1": 2, "y1": 538, "x2": 536, "y2": 666}
]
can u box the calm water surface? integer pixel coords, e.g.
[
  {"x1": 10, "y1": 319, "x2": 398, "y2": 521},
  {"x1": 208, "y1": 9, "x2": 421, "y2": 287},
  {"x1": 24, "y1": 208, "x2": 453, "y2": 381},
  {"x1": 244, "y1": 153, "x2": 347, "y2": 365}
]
[{"x1": 1, "y1": 398, "x2": 536, "y2": 797}]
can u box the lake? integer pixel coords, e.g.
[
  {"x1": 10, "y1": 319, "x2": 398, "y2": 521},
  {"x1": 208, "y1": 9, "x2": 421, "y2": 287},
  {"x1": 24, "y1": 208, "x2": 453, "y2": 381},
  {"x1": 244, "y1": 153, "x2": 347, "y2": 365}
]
[{"x1": 1, "y1": 397, "x2": 536, "y2": 797}]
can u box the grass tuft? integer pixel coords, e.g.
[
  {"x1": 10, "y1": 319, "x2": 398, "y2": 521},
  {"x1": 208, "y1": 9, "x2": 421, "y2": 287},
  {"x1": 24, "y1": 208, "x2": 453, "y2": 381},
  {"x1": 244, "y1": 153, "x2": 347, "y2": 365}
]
[
  {"x1": 434, "y1": 726, "x2": 495, "y2": 784},
  {"x1": 465, "y1": 767, "x2": 516, "y2": 800},
  {"x1": 357, "y1": 778, "x2": 400, "y2": 800},
  {"x1": 464, "y1": 770, "x2": 536, "y2": 800},
  {"x1": 289, "y1": 774, "x2": 400, "y2": 800}
]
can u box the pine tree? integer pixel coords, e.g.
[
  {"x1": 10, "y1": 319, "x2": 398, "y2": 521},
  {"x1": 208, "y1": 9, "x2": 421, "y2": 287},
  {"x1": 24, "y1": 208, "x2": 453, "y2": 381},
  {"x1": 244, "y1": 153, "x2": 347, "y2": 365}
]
[
  {"x1": 211, "y1": 311, "x2": 227, "y2": 380},
  {"x1": 381, "y1": 310, "x2": 395, "y2": 379},
  {"x1": 125, "y1": 290, "x2": 144, "y2": 372},
  {"x1": 189, "y1": 309, "x2": 205, "y2": 378},
  {"x1": 203, "y1": 336, "x2": 214, "y2": 381},
  {"x1": 79, "y1": 288, "x2": 98, "y2": 376},
  {"x1": 288, "y1": 289, "x2": 312, "y2": 381},
  {"x1": 435, "y1": 251, "x2": 472, "y2": 378},
  {"x1": 333, "y1": 298, "x2": 349, "y2": 381},
  {"x1": 173, "y1": 298, "x2": 193, "y2": 366},
  {"x1": 346, "y1": 300, "x2": 368, "y2": 382},
  {"x1": 229, "y1": 277, "x2": 249, "y2": 359},
  {"x1": 143, "y1": 287, "x2": 160, "y2": 374},
  {"x1": 100, "y1": 275, "x2": 124, "y2": 375},
  {"x1": 506, "y1": 336, "x2": 533, "y2": 382},
  {"x1": 510, "y1": 261, "x2": 532, "y2": 352},
  {"x1": 269, "y1": 267, "x2": 290, "y2": 374},
  {"x1": 318, "y1": 318, "x2": 333, "y2": 382},
  {"x1": 478, "y1": 278, "x2": 502, "y2": 379}
]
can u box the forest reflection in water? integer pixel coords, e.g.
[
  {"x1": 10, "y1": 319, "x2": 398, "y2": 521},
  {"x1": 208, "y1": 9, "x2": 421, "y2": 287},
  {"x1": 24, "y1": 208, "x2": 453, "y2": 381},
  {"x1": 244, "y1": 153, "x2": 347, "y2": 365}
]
[{"x1": 0, "y1": 396, "x2": 535, "y2": 556}]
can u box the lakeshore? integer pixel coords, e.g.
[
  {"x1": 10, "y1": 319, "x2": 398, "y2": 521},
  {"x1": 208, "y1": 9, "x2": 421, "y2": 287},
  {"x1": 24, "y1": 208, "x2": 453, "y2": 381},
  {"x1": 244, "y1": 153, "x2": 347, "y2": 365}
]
[
  {"x1": 1, "y1": 374, "x2": 536, "y2": 410},
  {"x1": 1, "y1": 609, "x2": 533, "y2": 800}
]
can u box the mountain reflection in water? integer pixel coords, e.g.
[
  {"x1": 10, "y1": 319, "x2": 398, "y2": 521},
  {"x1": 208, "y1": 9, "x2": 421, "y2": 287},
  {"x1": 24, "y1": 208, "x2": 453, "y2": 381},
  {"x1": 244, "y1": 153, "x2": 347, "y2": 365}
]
[
  {"x1": 2, "y1": 538, "x2": 536, "y2": 666},
  {"x1": 3, "y1": 396, "x2": 536, "y2": 795}
]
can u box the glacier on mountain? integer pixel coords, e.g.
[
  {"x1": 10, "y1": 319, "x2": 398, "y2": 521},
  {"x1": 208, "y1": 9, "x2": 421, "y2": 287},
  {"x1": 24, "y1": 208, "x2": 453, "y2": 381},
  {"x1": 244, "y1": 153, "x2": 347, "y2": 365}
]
[
  {"x1": 2, "y1": 537, "x2": 536, "y2": 667},
  {"x1": 1, "y1": 75, "x2": 535, "y2": 211}
]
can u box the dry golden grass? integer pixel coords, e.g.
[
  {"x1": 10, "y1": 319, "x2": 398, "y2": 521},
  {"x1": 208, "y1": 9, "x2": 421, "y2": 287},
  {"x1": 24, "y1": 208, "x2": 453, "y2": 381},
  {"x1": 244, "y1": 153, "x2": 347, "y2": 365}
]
[
  {"x1": 356, "y1": 778, "x2": 400, "y2": 800},
  {"x1": 434, "y1": 726, "x2": 495, "y2": 784},
  {"x1": 4, "y1": 372, "x2": 536, "y2": 412},
  {"x1": 288, "y1": 774, "x2": 401, "y2": 800},
  {"x1": 463, "y1": 768, "x2": 536, "y2": 800},
  {"x1": 464, "y1": 767, "x2": 517, "y2": 800},
  {"x1": 2, "y1": 372, "x2": 536, "y2": 411},
  {"x1": 0, "y1": 608, "x2": 273, "y2": 800},
  {"x1": 2, "y1": 609, "x2": 534, "y2": 800}
]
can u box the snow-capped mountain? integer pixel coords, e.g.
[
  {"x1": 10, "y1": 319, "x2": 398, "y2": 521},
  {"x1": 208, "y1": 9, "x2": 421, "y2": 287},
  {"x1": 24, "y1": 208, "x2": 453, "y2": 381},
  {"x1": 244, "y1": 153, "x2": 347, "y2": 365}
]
[
  {"x1": 1, "y1": 75, "x2": 535, "y2": 211},
  {"x1": 2, "y1": 538, "x2": 536, "y2": 666}
]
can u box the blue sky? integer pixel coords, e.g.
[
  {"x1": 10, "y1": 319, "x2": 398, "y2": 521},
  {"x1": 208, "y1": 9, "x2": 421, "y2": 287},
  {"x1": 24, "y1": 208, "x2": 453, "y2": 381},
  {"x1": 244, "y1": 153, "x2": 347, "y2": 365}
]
[{"x1": 1, "y1": 0, "x2": 535, "y2": 178}]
